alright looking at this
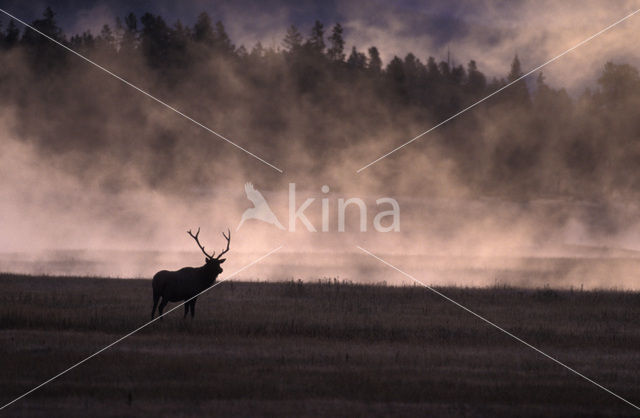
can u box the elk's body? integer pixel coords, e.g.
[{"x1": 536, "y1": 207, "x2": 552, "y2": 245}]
[{"x1": 151, "y1": 228, "x2": 230, "y2": 319}]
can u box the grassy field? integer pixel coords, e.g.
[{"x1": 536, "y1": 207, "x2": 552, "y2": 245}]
[{"x1": 0, "y1": 273, "x2": 639, "y2": 417}]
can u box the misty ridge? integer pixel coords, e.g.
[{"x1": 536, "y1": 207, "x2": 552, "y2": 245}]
[{"x1": 1, "y1": 7, "x2": 640, "y2": 197}]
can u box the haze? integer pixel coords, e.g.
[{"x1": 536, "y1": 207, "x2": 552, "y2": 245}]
[{"x1": 1, "y1": 2, "x2": 640, "y2": 289}]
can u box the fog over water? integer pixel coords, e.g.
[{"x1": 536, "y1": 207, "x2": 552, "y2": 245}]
[{"x1": 2, "y1": 2, "x2": 640, "y2": 289}]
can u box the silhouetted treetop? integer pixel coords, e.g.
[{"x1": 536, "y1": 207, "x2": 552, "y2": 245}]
[
  {"x1": 283, "y1": 25, "x2": 303, "y2": 52},
  {"x1": 327, "y1": 23, "x2": 345, "y2": 62}
]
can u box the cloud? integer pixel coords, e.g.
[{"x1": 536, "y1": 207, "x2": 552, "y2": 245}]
[{"x1": 69, "y1": 3, "x2": 116, "y2": 36}]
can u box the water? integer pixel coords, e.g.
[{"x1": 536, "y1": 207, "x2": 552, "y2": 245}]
[{"x1": 1, "y1": 247, "x2": 639, "y2": 290}]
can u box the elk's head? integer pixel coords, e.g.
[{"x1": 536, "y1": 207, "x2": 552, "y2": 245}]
[{"x1": 187, "y1": 227, "x2": 231, "y2": 276}]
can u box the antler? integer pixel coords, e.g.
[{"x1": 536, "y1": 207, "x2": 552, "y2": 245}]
[
  {"x1": 216, "y1": 229, "x2": 231, "y2": 259},
  {"x1": 187, "y1": 227, "x2": 215, "y2": 259}
]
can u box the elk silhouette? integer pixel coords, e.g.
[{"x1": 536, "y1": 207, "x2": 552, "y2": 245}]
[{"x1": 151, "y1": 228, "x2": 230, "y2": 319}]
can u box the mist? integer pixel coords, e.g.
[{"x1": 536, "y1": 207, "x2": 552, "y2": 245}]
[{"x1": 1, "y1": 5, "x2": 640, "y2": 289}]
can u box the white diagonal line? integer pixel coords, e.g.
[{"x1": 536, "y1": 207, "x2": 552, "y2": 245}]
[
  {"x1": 0, "y1": 245, "x2": 284, "y2": 410},
  {"x1": 357, "y1": 245, "x2": 640, "y2": 411},
  {"x1": 0, "y1": 8, "x2": 283, "y2": 173},
  {"x1": 356, "y1": 7, "x2": 640, "y2": 173}
]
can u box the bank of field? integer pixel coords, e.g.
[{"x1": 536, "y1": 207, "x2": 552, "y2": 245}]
[{"x1": 0, "y1": 274, "x2": 639, "y2": 417}]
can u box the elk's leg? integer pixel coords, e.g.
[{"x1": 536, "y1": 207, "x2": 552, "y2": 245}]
[
  {"x1": 190, "y1": 298, "x2": 197, "y2": 318},
  {"x1": 183, "y1": 302, "x2": 189, "y2": 319},
  {"x1": 151, "y1": 292, "x2": 160, "y2": 319},
  {"x1": 158, "y1": 297, "x2": 168, "y2": 319}
]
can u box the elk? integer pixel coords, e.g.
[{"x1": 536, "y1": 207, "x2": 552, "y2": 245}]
[{"x1": 151, "y1": 228, "x2": 230, "y2": 319}]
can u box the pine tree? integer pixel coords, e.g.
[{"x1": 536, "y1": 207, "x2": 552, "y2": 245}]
[
  {"x1": 140, "y1": 13, "x2": 171, "y2": 69},
  {"x1": 214, "y1": 21, "x2": 234, "y2": 54},
  {"x1": 21, "y1": 7, "x2": 66, "y2": 72},
  {"x1": 97, "y1": 24, "x2": 115, "y2": 51},
  {"x1": 466, "y1": 60, "x2": 486, "y2": 97},
  {"x1": 597, "y1": 62, "x2": 640, "y2": 104},
  {"x1": 347, "y1": 46, "x2": 367, "y2": 69},
  {"x1": 368, "y1": 46, "x2": 381, "y2": 73},
  {"x1": 307, "y1": 20, "x2": 325, "y2": 53},
  {"x1": 283, "y1": 25, "x2": 302, "y2": 52},
  {"x1": 4, "y1": 20, "x2": 19, "y2": 48},
  {"x1": 22, "y1": 6, "x2": 64, "y2": 43},
  {"x1": 508, "y1": 54, "x2": 523, "y2": 82},
  {"x1": 193, "y1": 12, "x2": 215, "y2": 45},
  {"x1": 118, "y1": 12, "x2": 139, "y2": 55},
  {"x1": 327, "y1": 23, "x2": 345, "y2": 62},
  {"x1": 506, "y1": 54, "x2": 530, "y2": 106}
]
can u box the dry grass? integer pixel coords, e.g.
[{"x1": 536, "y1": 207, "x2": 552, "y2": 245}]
[{"x1": 0, "y1": 273, "x2": 639, "y2": 417}]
